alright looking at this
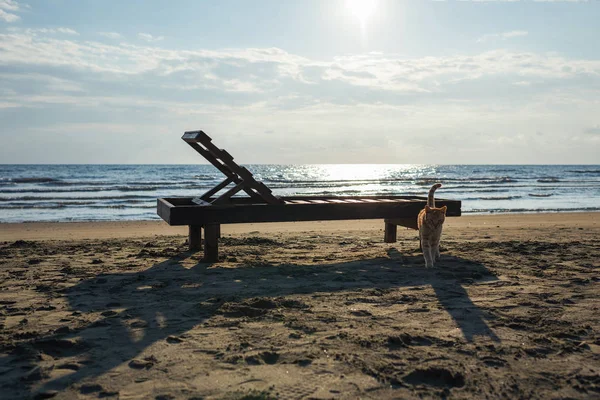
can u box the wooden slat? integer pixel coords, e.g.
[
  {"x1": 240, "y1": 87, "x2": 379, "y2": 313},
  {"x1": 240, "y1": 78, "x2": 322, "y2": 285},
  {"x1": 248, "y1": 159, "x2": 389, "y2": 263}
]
[
  {"x1": 198, "y1": 135, "x2": 226, "y2": 156},
  {"x1": 219, "y1": 150, "x2": 234, "y2": 161},
  {"x1": 183, "y1": 130, "x2": 211, "y2": 143},
  {"x1": 255, "y1": 181, "x2": 274, "y2": 194},
  {"x1": 191, "y1": 198, "x2": 212, "y2": 206},
  {"x1": 241, "y1": 187, "x2": 270, "y2": 203},
  {"x1": 212, "y1": 181, "x2": 246, "y2": 205},
  {"x1": 234, "y1": 170, "x2": 277, "y2": 202},
  {"x1": 188, "y1": 143, "x2": 236, "y2": 179},
  {"x1": 200, "y1": 176, "x2": 234, "y2": 201}
]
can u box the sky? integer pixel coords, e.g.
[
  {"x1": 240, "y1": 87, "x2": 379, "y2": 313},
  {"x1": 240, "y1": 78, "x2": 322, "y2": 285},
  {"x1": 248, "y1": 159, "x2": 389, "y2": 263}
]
[{"x1": 0, "y1": 0, "x2": 599, "y2": 164}]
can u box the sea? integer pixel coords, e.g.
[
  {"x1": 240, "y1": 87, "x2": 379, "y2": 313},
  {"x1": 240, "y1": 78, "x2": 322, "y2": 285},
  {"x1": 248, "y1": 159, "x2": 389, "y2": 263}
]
[{"x1": 1, "y1": 164, "x2": 599, "y2": 223}]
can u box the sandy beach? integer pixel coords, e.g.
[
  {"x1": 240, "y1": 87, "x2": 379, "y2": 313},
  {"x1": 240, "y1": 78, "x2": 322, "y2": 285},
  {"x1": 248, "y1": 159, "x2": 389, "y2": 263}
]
[{"x1": 1, "y1": 213, "x2": 599, "y2": 399}]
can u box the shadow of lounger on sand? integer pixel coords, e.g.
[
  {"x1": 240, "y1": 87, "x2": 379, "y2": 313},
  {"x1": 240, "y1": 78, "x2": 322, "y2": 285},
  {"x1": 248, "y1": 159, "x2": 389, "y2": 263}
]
[{"x1": 1, "y1": 250, "x2": 499, "y2": 398}]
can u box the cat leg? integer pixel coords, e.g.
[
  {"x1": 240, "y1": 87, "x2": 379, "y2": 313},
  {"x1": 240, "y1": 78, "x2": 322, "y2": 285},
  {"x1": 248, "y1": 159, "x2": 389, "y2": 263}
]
[
  {"x1": 422, "y1": 243, "x2": 434, "y2": 268},
  {"x1": 430, "y1": 237, "x2": 439, "y2": 267}
]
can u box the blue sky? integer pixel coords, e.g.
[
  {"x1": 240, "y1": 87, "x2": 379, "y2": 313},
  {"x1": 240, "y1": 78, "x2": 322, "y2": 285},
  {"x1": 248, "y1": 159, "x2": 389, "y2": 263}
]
[{"x1": 1, "y1": 0, "x2": 599, "y2": 164}]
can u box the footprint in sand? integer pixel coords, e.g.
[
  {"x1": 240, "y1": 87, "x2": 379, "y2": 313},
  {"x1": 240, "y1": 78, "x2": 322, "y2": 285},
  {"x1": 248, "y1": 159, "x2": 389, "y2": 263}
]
[
  {"x1": 244, "y1": 351, "x2": 280, "y2": 365},
  {"x1": 30, "y1": 338, "x2": 90, "y2": 358},
  {"x1": 403, "y1": 367, "x2": 465, "y2": 388}
]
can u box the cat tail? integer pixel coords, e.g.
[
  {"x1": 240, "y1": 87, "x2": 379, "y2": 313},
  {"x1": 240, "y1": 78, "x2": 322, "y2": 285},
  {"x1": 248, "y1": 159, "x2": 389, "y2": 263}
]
[{"x1": 428, "y1": 183, "x2": 442, "y2": 207}]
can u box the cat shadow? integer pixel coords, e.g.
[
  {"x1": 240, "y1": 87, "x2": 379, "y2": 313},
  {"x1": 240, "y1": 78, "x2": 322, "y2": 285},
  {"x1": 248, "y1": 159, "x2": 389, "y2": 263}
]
[
  {"x1": 8, "y1": 247, "x2": 499, "y2": 397},
  {"x1": 387, "y1": 248, "x2": 500, "y2": 343}
]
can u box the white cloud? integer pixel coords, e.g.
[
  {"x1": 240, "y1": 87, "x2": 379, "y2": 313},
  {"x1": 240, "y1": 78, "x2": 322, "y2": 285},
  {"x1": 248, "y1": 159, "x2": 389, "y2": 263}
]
[
  {"x1": 0, "y1": 0, "x2": 21, "y2": 11},
  {"x1": 0, "y1": 0, "x2": 23, "y2": 22},
  {"x1": 55, "y1": 27, "x2": 78, "y2": 35},
  {"x1": 502, "y1": 30, "x2": 529, "y2": 39},
  {"x1": 0, "y1": 31, "x2": 598, "y2": 98},
  {"x1": 7, "y1": 26, "x2": 79, "y2": 35},
  {"x1": 98, "y1": 32, "x2": 122, "y2": 40},
  {"x1": 477, "y1": 30, "x2": 528, "y2": 43},
  {"x1": 137, "y1": 33, "x2": 164, "y2": 42},
  {"x1": 0, "y1": 72, "x2": 84, "y2": 92},
  {"x1": 0, "y1": 8, "x2": 18, "y2": 21}
]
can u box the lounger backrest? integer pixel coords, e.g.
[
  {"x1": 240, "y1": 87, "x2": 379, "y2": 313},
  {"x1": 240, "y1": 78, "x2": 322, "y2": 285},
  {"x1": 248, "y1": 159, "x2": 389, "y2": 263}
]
[{"x1": 183, "y1": 130, "x2": 284, "y2": 205}]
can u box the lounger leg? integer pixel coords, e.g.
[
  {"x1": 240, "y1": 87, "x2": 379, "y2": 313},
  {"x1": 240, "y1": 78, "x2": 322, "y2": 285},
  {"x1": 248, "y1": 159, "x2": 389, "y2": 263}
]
[
  {"x1": 204, "y1": 224, "x2": 220, "y2": 262},
  {"x1": 189, "y1": 225, "x2": 202, "y2": 251},
  {"x1": 384, "y1": 222, "x2": 397, "y2": 243}
]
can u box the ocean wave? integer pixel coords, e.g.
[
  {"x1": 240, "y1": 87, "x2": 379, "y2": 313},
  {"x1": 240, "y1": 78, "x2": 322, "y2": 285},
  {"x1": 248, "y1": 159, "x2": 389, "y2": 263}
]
[
  {"x1": 528, "y1": 193, "x2": 553, "y2": 197},
  {"x1": 448, "y1": 184, "x2": 562, "y2": 190},
  {"x1": 269, "y1": 181, "x2": 597, "y2": 191},
  {"x1": 479, "y1": 196, "x2": 522, "y2": 201},
  {"x1": 266, "y1": 178, "x2": 394, "y2": 185},
  {"x1": 44, "y1": 180, "x2": 209, "y2": 187},
  {"x1": 265, "y1": 176, "x2": 521, "y2": 185},
  {"x1": 471, "y1": 168, "x2": 517, "y2": 173},
  {"x1": 465, "y1": 207, "x2": 600, "y2": 214},
  {"x1": 0, "y1": 203, "x2": 155, "y2": 210},
  {"x1": 537, "y1": 178, "x2": 560, "y2": 183},
  {"x1": 568, "y1": 169, "x2": 600, "y2": 174},
  {"x1": 88, "y1": 204, "x2": 156, "y2": 209},
  {"x1": 0, "y1": 194, "x2": 155, "y2": 202},
  {"x1": 416, "y1": 177, "x2": 517, "y2": 185},
  {"x1": 0, "y1": 184, "x2": 212, "y2": 194},
  {"x1": 194, "y1": 174, "x2": 216, "y2": 180},
  {"x1": 469, "y1": 189, "x2": 510, "y2": 193},
  {"x1": 293, "y1": 190, "x2": 422, "y2": 197},
  {"x1": 271, "y1": 181, "x2": 533, "y2": 191},
  {"x1": 0, "y1": 204, "x2": 68, "y2": 209},
  {"x1": 4, "y1": 177, "x2": 61, "y2": 183}
]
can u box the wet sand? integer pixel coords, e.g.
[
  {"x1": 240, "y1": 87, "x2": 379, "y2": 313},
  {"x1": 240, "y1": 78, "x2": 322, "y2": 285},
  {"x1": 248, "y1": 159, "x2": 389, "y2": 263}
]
[{"x1": 0, "y1": 213, "x2": 599, "y2": 399}]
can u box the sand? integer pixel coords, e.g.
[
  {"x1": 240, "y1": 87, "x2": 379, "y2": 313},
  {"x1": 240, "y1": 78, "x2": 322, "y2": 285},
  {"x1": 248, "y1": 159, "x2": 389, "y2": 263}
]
[{"x1": 0, "y1": 213, "x2": 598, "y2": 399}]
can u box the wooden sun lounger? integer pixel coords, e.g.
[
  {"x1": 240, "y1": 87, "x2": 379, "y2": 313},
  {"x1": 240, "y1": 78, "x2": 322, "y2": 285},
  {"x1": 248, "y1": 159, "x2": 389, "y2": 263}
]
[{"x1": 157, "y1": 130, "x2": 461, "y2": 261}]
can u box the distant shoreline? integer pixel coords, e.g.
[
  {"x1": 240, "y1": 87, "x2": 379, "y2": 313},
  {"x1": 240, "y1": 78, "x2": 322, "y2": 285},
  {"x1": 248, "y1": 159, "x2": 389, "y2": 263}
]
[
  {"x1": 1, "y1": 212, "x2": 598, "y2": 242},
  {"x1": 2, "y1": 208, "x2": 600, "y2": 226}
]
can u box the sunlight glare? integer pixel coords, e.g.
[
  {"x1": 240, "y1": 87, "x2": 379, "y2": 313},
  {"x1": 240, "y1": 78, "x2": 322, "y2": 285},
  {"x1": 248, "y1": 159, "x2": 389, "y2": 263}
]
[{"x1": 346, "y1": 0, "x2": 378, "y2": 27}]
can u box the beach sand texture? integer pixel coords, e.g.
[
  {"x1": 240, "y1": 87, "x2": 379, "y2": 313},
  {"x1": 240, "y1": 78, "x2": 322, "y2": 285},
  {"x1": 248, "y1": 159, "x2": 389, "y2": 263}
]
[{"x1": 0, "y1": 213, "x2": 599, "y2": 399}]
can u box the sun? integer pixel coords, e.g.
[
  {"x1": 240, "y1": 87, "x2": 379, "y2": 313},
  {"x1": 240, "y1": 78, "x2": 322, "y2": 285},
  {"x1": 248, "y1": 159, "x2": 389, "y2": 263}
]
[{"x1": 346, "y1": 0, "x2": 378, "y2": 27}]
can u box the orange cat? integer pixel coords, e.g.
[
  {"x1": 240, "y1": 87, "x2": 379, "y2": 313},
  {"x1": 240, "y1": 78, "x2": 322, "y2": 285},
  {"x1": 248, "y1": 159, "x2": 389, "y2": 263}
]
[{"x1": 417, "y1": 183, "x2": 447, "y2": 268}]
